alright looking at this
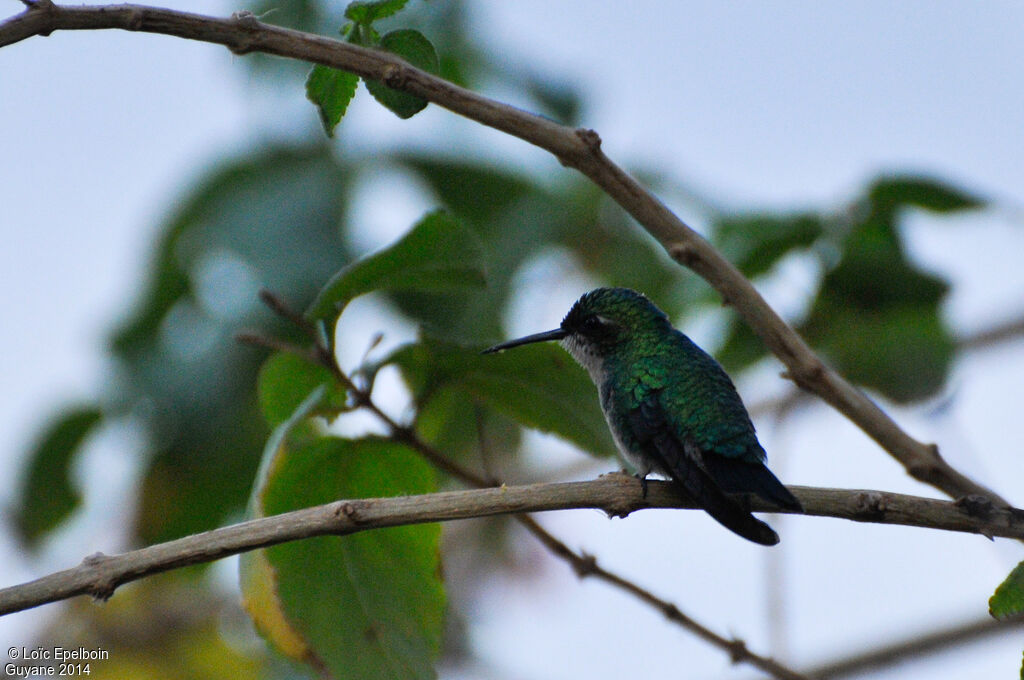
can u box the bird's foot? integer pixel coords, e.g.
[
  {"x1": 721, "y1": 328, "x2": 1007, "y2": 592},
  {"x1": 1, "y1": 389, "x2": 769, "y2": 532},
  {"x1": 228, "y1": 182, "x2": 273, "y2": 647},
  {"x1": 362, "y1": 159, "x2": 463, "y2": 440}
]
[{"x1": 634, "y1": 473, "x2": 649, "y2": 499}]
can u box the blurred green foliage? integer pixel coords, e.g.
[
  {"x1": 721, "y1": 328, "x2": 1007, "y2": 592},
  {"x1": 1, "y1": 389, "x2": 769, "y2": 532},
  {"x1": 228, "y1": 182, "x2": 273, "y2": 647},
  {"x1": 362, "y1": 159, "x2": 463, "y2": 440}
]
[
  {"x1": 14, "y1": 0, "x2": 995, "y2": 677},
  {"x1": 257, "y1": 352, "x2": 348, "y2": 427},
  {"x1": 306, "y1": 209, "x2": 486, "y2": 324},
  {"x1": 243, "y1": 384, "x2": 443, "y2": 680},
  {"x1": 112, "y1": 143, "x2": 353, "y2": 546},
  {"x1": 990, "y1": 560, "x2": 1024, "y2": 678},
  {"x1": 15, "y1": 406, "x2": 102, "y2": 545},
  {"x1": 991, "y1": 561, "x2": 1024, "y2": 620},
  {"x1": 385, "y1": 336, "x2": 618, "y2": 459},
  {"x1": 716, "y1": 176, "x2": 980, "y2": 402}
]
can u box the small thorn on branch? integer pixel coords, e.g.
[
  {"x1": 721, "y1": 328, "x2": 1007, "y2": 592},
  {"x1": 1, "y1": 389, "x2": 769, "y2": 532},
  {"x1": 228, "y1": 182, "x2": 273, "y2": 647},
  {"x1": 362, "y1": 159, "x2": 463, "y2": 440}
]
[
  {"x1": 854, "y1": 491, "x2": 887, "y2": 519},
  {"x1": 81, "y1": 552, "x2": 117, "y2": 602},
  {"x1": 955, "y1": 494, "x2": 994, "y2": 519},
  {"x1": 571, "y1": 551, "x2": 598, "y2": 578},
  {"x1": 227, "y1": 11, "x2": 261, "y2": 54},
  {"x1": 668, "y1": 242, "x2": 699, "y2": 267},
  {"x1": 575, "y1": 127, "x2": 601, "y2": 151},
  {"x1": 726, "y1": 638, "x2": 750, "y2": 664},
  {"x1": 333, "y1": 501, "x2": 363, "y2": 526},
  {"x1": 661, "y1": 602, "x2": 683, "y2": 621},
  {"x1": 230, "y1": 10, "x2": 260, "y2": 27},
  {"x1": 382, "y1": 63, "x2": 405, "y2": 88}
]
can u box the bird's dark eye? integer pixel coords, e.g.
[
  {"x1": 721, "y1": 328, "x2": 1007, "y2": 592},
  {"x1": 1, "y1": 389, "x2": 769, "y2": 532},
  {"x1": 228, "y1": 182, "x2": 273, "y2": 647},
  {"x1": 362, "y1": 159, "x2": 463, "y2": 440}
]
[{"x1": 581, "y1": 315, "x2": 606, "y2": 334}]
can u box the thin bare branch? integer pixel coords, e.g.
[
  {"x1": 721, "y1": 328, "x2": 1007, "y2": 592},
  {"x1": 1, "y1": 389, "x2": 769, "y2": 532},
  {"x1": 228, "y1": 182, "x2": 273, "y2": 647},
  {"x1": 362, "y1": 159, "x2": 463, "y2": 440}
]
[
  {"x1": 958, "y1": 312, "x2": 1024, "y2": 352},
  {"x1": 1, "y1": 479, "x2": 1019, "y2": 619},
  {"x1": 799, "y1": 614, "x2": 1024, "y2": 679},
  {"x1": 258, "y1": 288, "x2": 316, "y2": 336}
]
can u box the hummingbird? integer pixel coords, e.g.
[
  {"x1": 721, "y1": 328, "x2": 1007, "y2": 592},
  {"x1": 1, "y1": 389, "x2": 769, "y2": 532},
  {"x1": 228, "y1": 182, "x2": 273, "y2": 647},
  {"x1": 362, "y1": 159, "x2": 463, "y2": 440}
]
[{"x1": 484, "y1": 287, "x2": 802, "y2": 545}]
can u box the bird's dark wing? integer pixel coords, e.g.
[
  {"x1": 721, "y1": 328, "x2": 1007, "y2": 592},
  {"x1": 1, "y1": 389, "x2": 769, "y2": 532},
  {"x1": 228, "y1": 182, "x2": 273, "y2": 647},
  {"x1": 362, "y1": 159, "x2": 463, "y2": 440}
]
[
  {"x1": 649, "y1": 340, "x2": 803, "y2": 513},
  {"x1": 629, "y1": 396, "x2": 780, "y2": 546}
]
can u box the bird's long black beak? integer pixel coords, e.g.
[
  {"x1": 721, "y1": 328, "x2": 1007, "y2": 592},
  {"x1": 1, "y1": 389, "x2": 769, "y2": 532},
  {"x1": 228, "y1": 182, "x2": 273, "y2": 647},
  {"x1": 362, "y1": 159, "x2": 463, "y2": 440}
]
[{"x1": 482, "y1": 328, "x2": 567, "y2": 354}]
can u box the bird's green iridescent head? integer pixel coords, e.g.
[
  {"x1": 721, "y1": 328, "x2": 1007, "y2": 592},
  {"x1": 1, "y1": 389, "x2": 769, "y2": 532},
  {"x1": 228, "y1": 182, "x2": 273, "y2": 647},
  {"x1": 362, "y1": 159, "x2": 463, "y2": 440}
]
[
  {"x1": 562, "y1": 287, "x2": 670, "y2": 340},
  {"x1": 483, "y1": 287, "x2": 670, "y2": 364}
]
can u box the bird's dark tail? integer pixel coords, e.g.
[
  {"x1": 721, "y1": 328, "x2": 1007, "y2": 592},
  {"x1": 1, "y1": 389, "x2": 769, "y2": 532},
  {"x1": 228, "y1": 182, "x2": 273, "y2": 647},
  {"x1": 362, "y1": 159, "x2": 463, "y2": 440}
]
[
  {"x1": 676, "y1": 473, "x2": 781, "y2": 546},
  {"x1": 696, "y1": 483, "x2": 782, "y2": 548},
  {"x1": 631, "y1": 403, "x2": 786, "y2": 545},
  {"x1": 703, "y1": 456, "x2": 803, "y2": 512},
  {"x1": 655, "y1": 438, "x2": 781, "y2": 545},
  {"x1": 701, "y1": 500, "x2": 780, "y2": 545}
]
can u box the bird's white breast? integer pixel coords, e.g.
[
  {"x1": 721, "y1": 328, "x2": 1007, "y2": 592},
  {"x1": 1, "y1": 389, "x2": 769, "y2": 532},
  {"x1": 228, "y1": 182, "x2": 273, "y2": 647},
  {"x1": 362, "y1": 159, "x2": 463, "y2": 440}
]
[
  {"x1": 559, "y1": 336, "x2": 606, "y2": 384},
  {"x1": 560, "y1": 336, "x2": 652, "y2": 476}
]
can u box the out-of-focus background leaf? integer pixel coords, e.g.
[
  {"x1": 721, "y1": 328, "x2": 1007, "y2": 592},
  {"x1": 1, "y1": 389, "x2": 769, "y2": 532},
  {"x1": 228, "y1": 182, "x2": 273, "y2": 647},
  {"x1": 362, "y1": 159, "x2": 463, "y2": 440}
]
[
  {"x1": 991, "y1": 561, "x2": 1024, "y2": 621},
  {"x1": 242, "y1": 379, "x2": 443, "y2": 679},
  {"x1": 716, "y1": 175, "x2": 980, "y2": 402},
  {"x1": 306, "y1": 209, "x2": 486, "y2": 325},
  {"x1": 110, "y1": 143, "x2": 353, "y2": 546},
  {"x1": 14, "y1": 406, "x2": 102, "y2": 545},
  {"x1": 385, "y1": 336, "x2": 617, "y2": 460}
]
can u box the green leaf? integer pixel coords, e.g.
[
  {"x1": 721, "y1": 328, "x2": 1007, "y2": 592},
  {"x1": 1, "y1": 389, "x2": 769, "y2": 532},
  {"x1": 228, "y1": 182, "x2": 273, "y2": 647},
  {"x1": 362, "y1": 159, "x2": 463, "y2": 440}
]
[
  {"x1": 715, "y1": 213, "x2": 824, "y2": 278},
  {"x1": 258, "y1": 352, "x2": 348, "y2": 428},
  {"x1": 243, "y1": 422, "x2": 443, "y2": 680},
  {"x1": 345, "y1": 0, "x2": 410, "y2": 25},
  {"x1": 990, "y1": 561, "x2": 1024, "y2": 619},
  {"x1": 110, "y1": 144, "x2": 352, "y2": 544},
  {"x1": 307, "y1": 210, "x2": 486, "y2": 325},
  {"x1": 716, "y1": 318, "x2": 767, "y2": 375},
  {"x1": 112, "y1": 144, "x2": 350, "y2": 357},
  {"x1": 825, "y1": 217, "x2": 949, "y2": 310},
  {"x1": 15, "y1": 406, "x2": 103, "y2": 545},
  {"x1": 802, "y1": 303, "x2": 954, "y2": 403},
  {"x1": 342, "y1": 21, "x2": 381, "y2": 47},
  {"x1": 387, "y1": 336, "x2": 618, "y2": 459},
  {"x1": 306, "y1": 65, "x2": 359, "y2": 137},
  {"x1": 867, "y1": 176, "x2": 983, "y2": 216},
  {"x1": 799, "y1": 193, "x2": 956, "y2": 402},
  {"x1": 398, "y1": 156, "x2": 540, "y2": 226},
  {"x1": 411, "y1": 384, "x2": 523, "y2": 460},
  {"x1": 365, "y1": 30, "x2": 439, "y2": 119},
  {"x1": 241, "y1": 387, "x2": 330, "y2": 667},
  {"x1": 523, "y1": 73, "x2": 582, "y2": 126}
]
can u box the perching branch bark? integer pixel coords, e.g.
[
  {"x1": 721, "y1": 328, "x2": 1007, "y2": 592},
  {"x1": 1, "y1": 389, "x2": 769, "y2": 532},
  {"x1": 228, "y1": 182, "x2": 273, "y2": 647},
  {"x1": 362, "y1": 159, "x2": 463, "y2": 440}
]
[
  {"x1": 0, "y1": 1, "x2": 1006, "y2": 509},
  {"x1": 1, "y1": 477, "x2": 1020, "y2": 617}
]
